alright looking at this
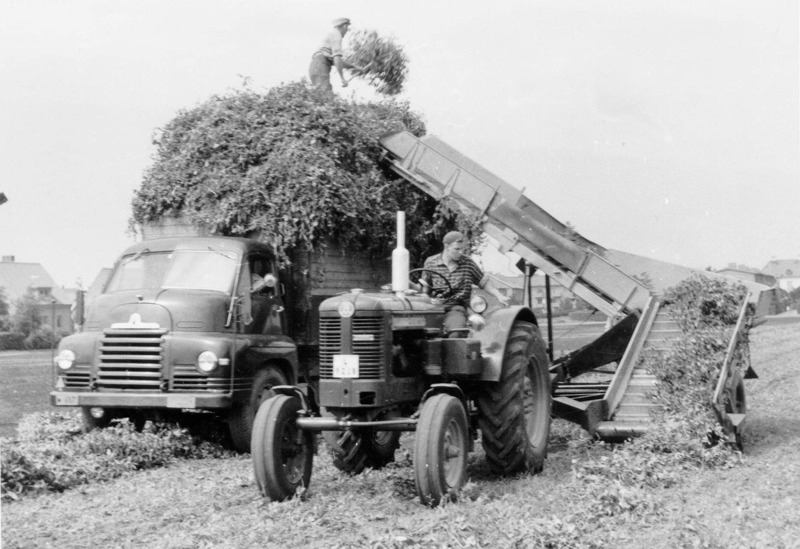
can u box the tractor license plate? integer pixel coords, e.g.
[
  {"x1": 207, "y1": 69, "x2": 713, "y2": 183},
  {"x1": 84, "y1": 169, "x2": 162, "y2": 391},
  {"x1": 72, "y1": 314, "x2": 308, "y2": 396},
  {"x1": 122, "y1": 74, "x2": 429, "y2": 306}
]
[{"x1": 333, "y1": 355, "x2": 359, "y2": 378}]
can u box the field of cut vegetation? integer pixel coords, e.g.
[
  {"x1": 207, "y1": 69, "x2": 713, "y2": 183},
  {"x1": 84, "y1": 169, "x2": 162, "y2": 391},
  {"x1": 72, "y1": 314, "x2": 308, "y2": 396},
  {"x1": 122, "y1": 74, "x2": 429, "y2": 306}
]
[{"x1": 2, "y1": 321, "x2": 799, "y2": 548}]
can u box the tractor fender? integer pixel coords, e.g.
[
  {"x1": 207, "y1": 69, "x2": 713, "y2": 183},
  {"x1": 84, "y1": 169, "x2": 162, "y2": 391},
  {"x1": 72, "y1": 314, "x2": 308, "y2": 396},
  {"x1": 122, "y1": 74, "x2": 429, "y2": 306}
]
[{"x1": 473, "y1": 305, "x2": 539, "y2": 382}]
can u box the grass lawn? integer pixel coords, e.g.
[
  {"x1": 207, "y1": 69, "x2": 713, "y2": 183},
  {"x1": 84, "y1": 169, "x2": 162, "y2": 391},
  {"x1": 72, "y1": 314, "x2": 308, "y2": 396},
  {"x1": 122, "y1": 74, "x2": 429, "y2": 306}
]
[{"x1": 0, "y1": 350, "x2": 55, "y2": 439}]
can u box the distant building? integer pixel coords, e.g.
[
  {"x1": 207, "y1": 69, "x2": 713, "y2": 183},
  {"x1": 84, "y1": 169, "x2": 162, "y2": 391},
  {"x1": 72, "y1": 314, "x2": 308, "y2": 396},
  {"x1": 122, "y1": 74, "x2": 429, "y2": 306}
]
[
  {"x1": 486, "y1": 273, "x2": 581, "y2": 315},
  {"x1": 0, "y1": 255, "x2": 77, "y2": 333},
  {"x1": 761, "y1": 259, "x2": 800, "y2": 292},
  {"x1": 714, "y1": 267, "x2": 776, "y2": 288}
]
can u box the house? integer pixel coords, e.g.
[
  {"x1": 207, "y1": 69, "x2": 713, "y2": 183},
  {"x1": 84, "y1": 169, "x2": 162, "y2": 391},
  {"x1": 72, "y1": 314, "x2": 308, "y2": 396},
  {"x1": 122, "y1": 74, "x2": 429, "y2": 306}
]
[
  {"x1": 761, "y1": 259, "x2": 800, "y2": 293},
  {"x1": 486, "y1": 272, "x2": 581, "y2": 315},
  {"x1": 0, "y1": 255, "x2": 76, "y2": 333},
  {"x1": 714, "y1": 266, "x2": 776, "y2": 288}
]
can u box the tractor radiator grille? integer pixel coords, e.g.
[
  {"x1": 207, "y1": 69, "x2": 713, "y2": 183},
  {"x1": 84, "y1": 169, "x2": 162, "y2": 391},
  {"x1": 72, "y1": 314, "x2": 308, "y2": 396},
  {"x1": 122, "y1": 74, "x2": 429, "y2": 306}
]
[
  {"x1": 96, "y1": 328, "x2": 166, "y2": 391},
  {"x1": 319, "y1": 316, "x2": 384, "y2": 379}
]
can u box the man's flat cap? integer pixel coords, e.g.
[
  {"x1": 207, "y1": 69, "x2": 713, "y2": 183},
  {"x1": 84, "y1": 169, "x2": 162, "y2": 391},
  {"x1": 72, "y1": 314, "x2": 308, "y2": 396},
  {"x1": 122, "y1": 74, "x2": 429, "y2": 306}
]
[{"x1": 333, "y1": 18, "x2": 351, "y2": 27}]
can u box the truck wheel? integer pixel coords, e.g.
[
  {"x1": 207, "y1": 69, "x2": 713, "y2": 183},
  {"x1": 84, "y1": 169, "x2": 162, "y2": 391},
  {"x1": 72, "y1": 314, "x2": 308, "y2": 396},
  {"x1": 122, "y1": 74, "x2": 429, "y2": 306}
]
[
  {"x1": 228, "y1": 367, "x2": 287, "y2": 453},
  {"x1": 477, "y1": 320, "x2": 551, "y2": 475},
  {"x1": 322, "y1": 409, "x2": 401, "y2": 474},
  {"x1": 251, "y1": 395, "x2": 313, "y2": 501},
  {"x1": 413, "y1": 393, "x2": 468, "y2": 507}
]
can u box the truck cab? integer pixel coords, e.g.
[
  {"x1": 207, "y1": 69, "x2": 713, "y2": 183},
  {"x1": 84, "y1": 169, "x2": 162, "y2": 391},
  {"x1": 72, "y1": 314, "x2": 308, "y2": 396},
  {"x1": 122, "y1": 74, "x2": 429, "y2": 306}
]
[{"x1": 51, "y1": 236, "x2": 299, "y2": 452}]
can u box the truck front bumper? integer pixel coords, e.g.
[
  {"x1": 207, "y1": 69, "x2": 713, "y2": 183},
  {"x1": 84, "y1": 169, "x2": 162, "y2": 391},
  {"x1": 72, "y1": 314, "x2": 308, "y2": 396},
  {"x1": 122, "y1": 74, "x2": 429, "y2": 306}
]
[{"x1": 49, "y1": 391, "x2": 231, "y2": 410}]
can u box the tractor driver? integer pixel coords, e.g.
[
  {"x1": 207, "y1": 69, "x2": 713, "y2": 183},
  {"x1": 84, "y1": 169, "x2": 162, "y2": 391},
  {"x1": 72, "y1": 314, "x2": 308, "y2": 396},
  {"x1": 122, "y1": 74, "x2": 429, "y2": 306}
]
[{"x1": 414, "y1": 231, "x2": 510, "y2": 336}]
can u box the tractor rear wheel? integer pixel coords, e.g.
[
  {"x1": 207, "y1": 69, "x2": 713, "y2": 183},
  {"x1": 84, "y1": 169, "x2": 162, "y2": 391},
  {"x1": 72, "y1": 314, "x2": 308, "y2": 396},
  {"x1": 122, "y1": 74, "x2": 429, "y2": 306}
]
[
  {"x1": 322, "y1": 409, "x2": 401, "y2": 474},
  {"x1": 413, "y1": 393, "x2": 469, "y2": 507},
  {"x1": 477, "y1": 320, "x2": 551, "y2": 475},
  {"x1": 251, "y1": 395, "x2": 313, "y2": 501}
]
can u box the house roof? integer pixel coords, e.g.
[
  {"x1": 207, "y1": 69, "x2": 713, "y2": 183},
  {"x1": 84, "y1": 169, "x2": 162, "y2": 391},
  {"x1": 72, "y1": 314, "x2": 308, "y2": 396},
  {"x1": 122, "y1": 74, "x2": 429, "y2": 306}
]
[
  {"x1": 0, "y1": 259, "x2": 62, "y2": 304},
  {"x1": 715, "y1": 268, "x2": 776, "y2": 284},
  {"x1": 761, "y1": 259, "x2": 800, "y2": 278}
]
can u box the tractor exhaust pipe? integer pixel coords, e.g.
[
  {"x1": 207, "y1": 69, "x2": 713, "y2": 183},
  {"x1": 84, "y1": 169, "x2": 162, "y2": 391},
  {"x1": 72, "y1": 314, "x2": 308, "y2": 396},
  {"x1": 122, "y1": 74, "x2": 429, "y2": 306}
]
[{"x1": 392, "y1": 211, "x2": 409, "y2": 295}]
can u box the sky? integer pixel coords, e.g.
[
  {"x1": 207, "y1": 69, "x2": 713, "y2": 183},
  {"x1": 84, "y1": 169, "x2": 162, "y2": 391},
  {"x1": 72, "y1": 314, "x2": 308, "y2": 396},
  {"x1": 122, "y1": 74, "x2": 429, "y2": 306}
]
[{"x1": 1, "y1": 0, "x2": 798, "y2": 290}]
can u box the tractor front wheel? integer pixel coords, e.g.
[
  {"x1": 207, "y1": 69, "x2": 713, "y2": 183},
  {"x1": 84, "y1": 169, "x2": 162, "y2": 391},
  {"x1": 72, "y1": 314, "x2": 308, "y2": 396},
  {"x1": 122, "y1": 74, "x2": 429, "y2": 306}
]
[
  {"x1": 251, "y1": 395, "x2": 313, "y2": 501},
  {"x1": 413, "y1": 393, "x2": 469, "y2": 507}
]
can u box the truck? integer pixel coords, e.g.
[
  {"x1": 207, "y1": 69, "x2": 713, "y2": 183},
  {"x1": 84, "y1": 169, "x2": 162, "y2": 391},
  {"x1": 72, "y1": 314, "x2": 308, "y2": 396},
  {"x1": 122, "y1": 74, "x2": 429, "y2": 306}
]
[
  {"x1": 250, "y1": 130, "x2": 766, "y2": 505},
  {"x1": 50, "y1": 234, "x2": 390, "y2": 453}
]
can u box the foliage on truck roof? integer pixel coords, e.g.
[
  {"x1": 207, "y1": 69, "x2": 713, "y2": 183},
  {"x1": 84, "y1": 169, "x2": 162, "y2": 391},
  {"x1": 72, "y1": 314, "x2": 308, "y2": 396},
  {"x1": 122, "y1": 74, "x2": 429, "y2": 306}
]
[{"x1": 131, "y1": 82, "x2": 478, "y2": 265}]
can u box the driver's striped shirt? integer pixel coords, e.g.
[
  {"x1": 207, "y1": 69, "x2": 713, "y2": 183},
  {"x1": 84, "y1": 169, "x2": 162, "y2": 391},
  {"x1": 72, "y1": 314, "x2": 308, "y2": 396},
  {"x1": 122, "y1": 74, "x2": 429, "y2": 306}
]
[{"x1": 421, "y1": 253, "x2": 488, "y2": 309}]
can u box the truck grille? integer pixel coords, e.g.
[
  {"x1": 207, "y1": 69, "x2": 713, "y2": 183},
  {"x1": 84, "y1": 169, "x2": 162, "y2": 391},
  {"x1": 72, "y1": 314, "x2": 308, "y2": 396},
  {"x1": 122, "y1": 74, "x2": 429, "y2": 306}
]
[
  {"x1": 319, "y1": 316, "x2": 384, "y2": 379},
  {"x1": 96, "y1": 328, "x2": 166, "y2": 391},
  {"x1": 63, "y1": 366, "x2": 91, "y2": 388},
  {"x1": 172, "y1": 365, "x2": 229, "y2": 392}
]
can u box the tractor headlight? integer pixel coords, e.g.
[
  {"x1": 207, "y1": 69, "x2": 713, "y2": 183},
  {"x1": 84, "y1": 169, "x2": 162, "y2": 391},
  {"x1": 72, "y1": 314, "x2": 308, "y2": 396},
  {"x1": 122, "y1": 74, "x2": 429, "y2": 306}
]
[
  {"x1": 197, "y1": 351, "x2": 219, "y2": 373},
  {"x1": 469, "y1": 294, "x2": 488, "y2": 314},
  {"x1": 338, "y1": 301, "x2": 355, "y2": 318},
  {"x1": 54, "y1": 349, "x2": 76, "y2": 371}
]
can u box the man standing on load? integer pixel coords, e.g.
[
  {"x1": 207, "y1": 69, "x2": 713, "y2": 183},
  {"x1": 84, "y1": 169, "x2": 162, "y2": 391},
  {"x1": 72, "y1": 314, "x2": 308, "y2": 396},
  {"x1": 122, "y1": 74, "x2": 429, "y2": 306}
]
[
  {"x1": 416, "y1": 231, "x2": 510, "y2": 336},
  {"x1": 309, "y1": 17, "x2": 365, "y2": 91}
]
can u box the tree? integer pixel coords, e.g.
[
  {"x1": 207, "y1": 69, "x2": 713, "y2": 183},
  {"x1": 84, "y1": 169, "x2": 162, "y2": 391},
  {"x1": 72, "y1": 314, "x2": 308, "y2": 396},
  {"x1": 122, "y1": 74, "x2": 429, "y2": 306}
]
[
  {"x1": 0, "y1": 287, "x2": 9, "y2": 331},
  {"x1": 130, "y1": 82, "x2": 476, "y2": 265},
  {"x1": 11, "y1": 288, "x2": 43, "y2": 336}
]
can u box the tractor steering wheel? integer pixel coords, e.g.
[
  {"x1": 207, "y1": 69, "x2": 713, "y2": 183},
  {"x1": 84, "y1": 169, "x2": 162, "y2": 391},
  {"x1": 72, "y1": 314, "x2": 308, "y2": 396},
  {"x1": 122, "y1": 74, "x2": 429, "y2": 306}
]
[{"x1": 409, "y1": 268, "x2": 454, "y2": 300}]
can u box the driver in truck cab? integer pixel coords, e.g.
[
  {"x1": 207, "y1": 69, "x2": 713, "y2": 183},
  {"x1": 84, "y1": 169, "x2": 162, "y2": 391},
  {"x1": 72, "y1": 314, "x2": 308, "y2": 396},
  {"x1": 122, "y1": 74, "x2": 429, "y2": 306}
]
[{"x1": 414, "y1": 231, "x2": 510, "y2": 336}]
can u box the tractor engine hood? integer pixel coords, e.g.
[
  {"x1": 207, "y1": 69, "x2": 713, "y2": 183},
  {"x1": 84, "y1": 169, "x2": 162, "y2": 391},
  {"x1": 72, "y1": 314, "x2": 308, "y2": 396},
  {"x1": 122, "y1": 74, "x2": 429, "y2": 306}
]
[
  {"x1": 85, "y1": 289, "x2": 230, "y2": 332},
  {"x1": 320, "y1": 290, "x2": 443, "y2": 314}
]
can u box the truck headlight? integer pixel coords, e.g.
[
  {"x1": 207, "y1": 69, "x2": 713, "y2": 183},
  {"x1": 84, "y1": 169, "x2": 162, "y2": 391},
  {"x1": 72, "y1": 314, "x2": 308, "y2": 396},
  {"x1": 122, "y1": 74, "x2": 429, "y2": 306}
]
[
  {"x1": 197, "y1": 351, "x2": 219, "y2": 373},
  {"x1": 469, "y1": 294, "x2": 488, "y2": 314},
  {"x1": 54, "y1": 350, "x2": 76, "y2": 370}
]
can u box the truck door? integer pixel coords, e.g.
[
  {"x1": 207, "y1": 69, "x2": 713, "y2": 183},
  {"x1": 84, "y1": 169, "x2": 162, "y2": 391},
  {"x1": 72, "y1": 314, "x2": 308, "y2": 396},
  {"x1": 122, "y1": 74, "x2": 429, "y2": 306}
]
[{"x1": 247, "y1": 255, "x2": 285, "y2": 336}]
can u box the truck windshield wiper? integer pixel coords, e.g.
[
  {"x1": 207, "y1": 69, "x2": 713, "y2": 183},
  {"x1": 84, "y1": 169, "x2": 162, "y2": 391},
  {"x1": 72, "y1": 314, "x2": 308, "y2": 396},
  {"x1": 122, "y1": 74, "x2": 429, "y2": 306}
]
[
  {"x1": 120, "y1": 248, "x2": 150, "y2": 266},
  {"x1": 207, "y1": 246, "x2": 238, "y2": 261}
]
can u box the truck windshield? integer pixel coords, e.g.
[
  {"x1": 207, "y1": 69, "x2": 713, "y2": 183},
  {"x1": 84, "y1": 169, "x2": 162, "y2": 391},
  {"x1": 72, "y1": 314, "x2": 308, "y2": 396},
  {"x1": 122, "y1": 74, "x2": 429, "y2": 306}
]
[{"x1": 105, "y1": 250, "x2": 239, "y2": 294}]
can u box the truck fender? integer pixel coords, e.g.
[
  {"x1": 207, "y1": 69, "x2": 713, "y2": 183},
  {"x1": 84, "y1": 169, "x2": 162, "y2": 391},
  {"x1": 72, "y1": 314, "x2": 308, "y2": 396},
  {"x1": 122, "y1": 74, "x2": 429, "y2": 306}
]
[
  {"x1": 472, "y1": 305, "x2": 539, "y2": 382},
  {"x1": 242, "y1": 340, "x2": 300, "y2": 385}
]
